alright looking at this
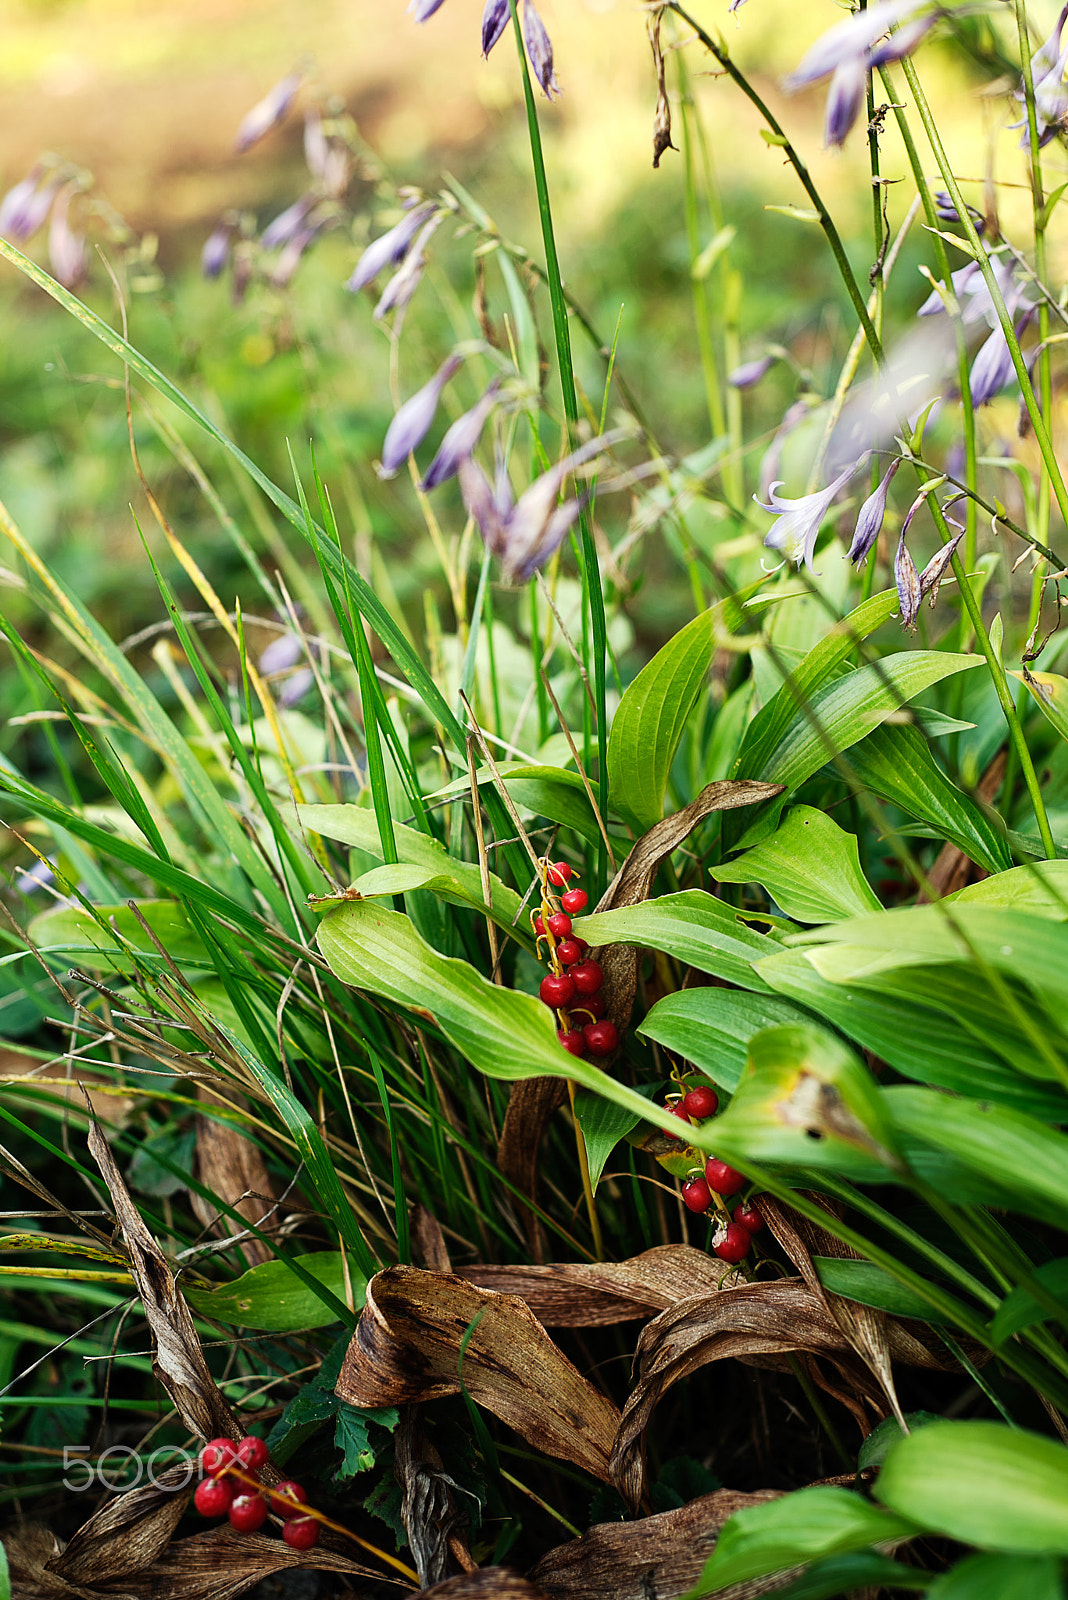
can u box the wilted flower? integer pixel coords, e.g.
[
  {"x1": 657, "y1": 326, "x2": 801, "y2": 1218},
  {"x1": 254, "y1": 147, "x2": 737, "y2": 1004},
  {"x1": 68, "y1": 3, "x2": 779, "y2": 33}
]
[
  {"x1": 373, "y1": 211, "x2": 445, "y2": 321},
  {"x1": 756, "y1": 457, "x2": 864, "y2": 571},
  {"x1": 201, "y1": 220, "x2": 233, "y2": 279},
  {"x1": 235, "y1": 71, "x2": 302, "y2": 153},
  {"x1": 420, "y1": 379, "x2": 502, "y2": 490},
  {"x1": 784, "y1": 0, "x2": 937, "y2": 145},
  {"x1": 523, "y1": 0, "x2": 560, "y2": 98},
  {"x1": 482, "y1": 0, "x2": 510, "y2": 56},
  {"x1": 345, "y1": 200, "x2": 438, "y2": 294},
  {"x1": 919, "y1": 529, "x2": 964, "y2": 606},
  {"x1": 894, "y1": 531, "x2": 921, "y2": 629},
  {"x1": 848, "y1": 458, "x2": 901, "y2": 567},
  {"x1": 380, "y1": 353, "x2": 463, "y2": 476},
  {"x1": 47, "y1": 182, "x2": 86, "y2": 289}
]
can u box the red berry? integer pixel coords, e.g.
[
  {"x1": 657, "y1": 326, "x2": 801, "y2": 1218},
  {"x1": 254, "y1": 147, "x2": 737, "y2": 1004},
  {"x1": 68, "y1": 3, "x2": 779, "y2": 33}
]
[
  {"x1": 561, "y1": 887, "x2": 588, "y2": 914},
  {"x1": 714, "y1": 1222, "x2": 752, "y2": 1263},
  {"x1": 704, "y1": 1157, "x2": 744, "y2": 1197},
  {"x1": 194, "y1": 1476, "x2": 235, "y2": 1517},
  {"x1": 235, "y1": 1435, "x2": 268, "y2": 1472},
  {"x1": 570, "y1": 960, "x2": 603, "y2": 996},
  {"x1": 546, "y1": 861, "x2": 572, "y2": 886},
  {"x1": 556, "y1": 938, "x2": 583, "y2": 967},
  {"x1": 540, "y1": 972, "x2": 576, "y2": 1008},
  {"x1": 735, "y1": 1202, "x2": 765, "y2": 1233},
  {"x1": 683, "y1": 1086, "x2": 719, "y2": 1121},
  {"x1": 547, "y1": 912, "x2": 572, "y2": 939},
  {"x1": 228, "y1": 1492, "x2": 269, "y2": 1533},
  {"x1": 583, "y1": 1020, "x2": 619, "y2": 1056},
  {"x1": 682, "y1": 1176, "x2": 713, "y2": 1214},
  {"x1": 557, "y1": 1028, "x2": 585, "y2": 1055},
  {"x1": 269, "y1": 1480, "x2": 308, "y2": 1517},
  {"x1": 671, "y1": 1100, "x2": 691, "y2": 1124},
  {"x1": 533, "y1": 913, "x2": 546, "y2": 936},
  {"x1": 283, "y1": 1516, "x2": 321, "y2": 1550},
  {"x1": 200, "y1": 1438, "x2": 237, "y2": 1477},
  {"x1": 574, "y1": 991, "x2": 606, "y2": 1020}
]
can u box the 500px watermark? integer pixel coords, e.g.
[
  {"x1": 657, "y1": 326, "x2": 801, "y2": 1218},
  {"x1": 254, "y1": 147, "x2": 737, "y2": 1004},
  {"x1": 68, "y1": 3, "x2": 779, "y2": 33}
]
[{"x1": 62, "y1": 1445, "x2": 201, "y2": 1492}]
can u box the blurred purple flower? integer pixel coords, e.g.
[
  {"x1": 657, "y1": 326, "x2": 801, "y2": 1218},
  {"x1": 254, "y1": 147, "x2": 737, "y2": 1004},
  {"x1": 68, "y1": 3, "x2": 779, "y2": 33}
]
[
  {"x1": 969, "y1": 314, "x2": 1033, "y2": 406},
  {"x1": 1014, "y1": 4, "x2": 1068, "y2": 146},
  {"x1": 523, "y1": 0, "x2": 560, "y2": 98},
  {"x1": 279, "y1": 666, "x2": 315, "y2": 707},
  {"x1": 728, "y1": 353, "x2": 776, "y2": 389},
  {"x1": 409, "y1": 0, "x2": 448, "y2": 17},
  {"x1": 235, "y1": 72, "x2": 302, "y2": 153},
  {"x1": 346, "y1": 200, "x2": 438, "y2": 294},
  {"x1": 15, "y1": 856, "x2": 55, "y2": 894},
  {"x1": 380, "y1": 353, "x2": 464, "y2": 476},
  {"x1": 933, "y1": 189, "x2": 986, "y2": 234},
  {"x1": 894, "y1": 531, "x2": 921, "y2": 628},
  {"x1": 756, "y1": 456, "x2": 863, "y2": 571},
  {"x1": 270, "y1": 222, "x2": 323, "y2": 287},
  {"x1": 47, "y1": 182, "x2": 86, "y2": 289},
  {"x1": 785, "y1": 0, "x2": 937, "y2": 144},
  {"x1": 824, "y1": 57, "x2": 868, "y2": 147},
  {"x1": 261, "y1": 195, "x2": 314, "y2": 250},
  {"x1": 420, "y1": 379, "x2": 502, "y2": 490},
  {"x1": 201, "y1": 220, "x2": 233, "y2": 279},
  {"x1": 259, "y1": 632, "x2": 305, "y2": 675},
  {"x1": 0, "y1": 167, "x2": 60, "y2": 241},
  {"x1": 482, "y1": 0, "x2": 510, "y2": 56},
  {"x1": 304, "y1": 110, "x2": 329, "y2": 182},
  {"x1": 372, "y1": 211, "x2": 444, "y2": 320},
  {"x1": 848, "y1": 458, "x2": 901, "y2": 567}
]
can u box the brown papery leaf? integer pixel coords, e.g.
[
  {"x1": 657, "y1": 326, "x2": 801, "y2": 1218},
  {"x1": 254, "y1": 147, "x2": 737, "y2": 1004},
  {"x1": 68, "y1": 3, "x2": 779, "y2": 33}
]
[
  {"x1": 1, "y1": 1523, "x2": 104, "y2": 1599},
  {"x1": 106, "y1": 1524, "x2": 389, "y2": 1600},
  {"x1": 496, "y1": 1075, "x2": 569, "y2": 1260},
  {"x1": 528, "y1": 1488, "x2": 788, "y2": 1600},
  {"x1": 458, "y1": 1245, "x2": 735, "y2": 1327},
  {"x1": 609, "y1": 1277, "x2": 891, "y2": 1510},
  {"x1": 48, "y1": 1465, "x2": 192, "y2": 1586},
  {"x1": 189, "y1": 1084, "x2": 276, "y2": 1267},
  {"x1": 86, "y1": 1122, "x2": 241, "y2": 1444},
  {"x1": 396, "y1": 1406, "x2": 472, "y2": 1589},
  {"x1": 648, "y1": 7, "x2": 677, "y2": 169},
  {"x1": 336, "y1": 1266, "x2": 621, "y2": 1482},
  {"x1": 421, "y1": 1572, "x2": 550, "y2": 1598}
]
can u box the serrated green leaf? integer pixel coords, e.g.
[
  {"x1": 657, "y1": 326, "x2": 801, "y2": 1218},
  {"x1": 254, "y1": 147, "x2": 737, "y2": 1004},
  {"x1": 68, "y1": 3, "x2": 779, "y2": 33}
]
[
  {"x1": 638, "y1": 989, "x2": 811, "y2": 1091},
  {"x1": 573, "y1": 890, "x2": 782, "y2": 993},
  {"x1": 990, "y1": 1258, "x2": 1068, "y2": 1346},
  {"x1": 711, "y1": 806, "x2": 881, "y2": 924},
  {"x1": 184, "y1": 1252, "x2": 364, "y2": 1331},
  {"x1": 335, "y1": 1403, "x2": 399, "y2": 1480},
  {"x1": 874, "y1": 1421, "x2": 1068, "y2": 1553}
]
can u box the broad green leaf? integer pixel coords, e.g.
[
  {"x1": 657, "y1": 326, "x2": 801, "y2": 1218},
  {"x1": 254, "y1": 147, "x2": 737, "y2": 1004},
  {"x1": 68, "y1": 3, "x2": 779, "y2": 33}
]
[
  {"x1": 845, "y1": 722, "x2": 1011, "y2": 874},
  {"x1": 638, "y1": 989, "x2": 812, "y2": 1092},
  {"x1": 27, "y1": 902, "x2": 208, "y2": 973},
  {"x1": 607, "y1": 605, "x2": 719, "y2": 833},
  {"x1": 574, "y1": 1088, "x2": 657, "y2": 1188},
  {"x1": 300, "y1": 805, "x2": 526, "y2": 938},
  {"x1": 756, "y1": 652, "x2": 984, "y2": 793},
  {"x1": 814, "y1": 1258, "x2": 949, "y2": 1323},
  {"x1": 884, "y1": 1086, "x2": 1068, "y2": 1230},
  {"x1": 951, "y1": 860, "x2": 1068, "y2": 917},
  {"x1": 316, "y1": 900, "x2": 678, "y2": 1134},
  {"x1": 430, "y1": 764, "x2": 627, "y2": 850},
  {"x1": 768, "y1": 1551, "x2": 933, "y2": 1599},
  {"x1": 710, "y1": 806, "x2": 881, "y2": 924},
  {"x1": 756, "y1": 947, "x2": 1068, "y2": 1120},
  {"x1": 874, "y1": 1421, "x2": 1068, "y2": 1554},
  {"x1": 573, "y1": 891, "x2": 781, "y2": 993},
  {"x1": 334, "y1": 1403, "x2": 398, "y2": 1479},
  {"x1": 990, "y1": 1258, "x2": 1068, "y2": 1346},
  {"x1": 682, "y1": 1487, "x2": 918, "y2": 1597},
  {"x1": 927, "y1": 1553, "x2": 1064, "y2": 1600},
  {"x1": 185, "y1": 1252, "x2": 364, "y2": 1332},
  {"x1": 858, "y1": 1413, "x2": 943, "y2": 1471},
  {"x1": 1015, "y1": 669, "x2": 1068, "y2": 747},
  {"x1": 706, "y1": 1024, "x2": 902, "y2": 1180}
]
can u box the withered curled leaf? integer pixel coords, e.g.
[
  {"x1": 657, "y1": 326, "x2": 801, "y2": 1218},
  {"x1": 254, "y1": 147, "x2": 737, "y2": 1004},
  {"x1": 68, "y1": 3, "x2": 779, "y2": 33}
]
[
  {"x1": 336, "y1": 1266, "x2": 620, "y2": 1481},
  {"x1": 459, "y1": 1245, "x2": 736, "y2": 1327},
  {"x1": 48, "y1": 1465, "x2": 192, "y2": 1586}
]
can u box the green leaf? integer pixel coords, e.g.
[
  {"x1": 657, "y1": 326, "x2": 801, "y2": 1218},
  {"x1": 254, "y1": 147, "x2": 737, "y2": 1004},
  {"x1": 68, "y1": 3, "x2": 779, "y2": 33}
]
[
  {"x1": 574, "y1": 1088, "x2": 656, "y2": 1188},
  {"x1": 682, "y1": 1487, "x2": 918, "y2": 1597},
  {"x1": 430, "y1": 764, "x2": 626, "y2": 851},
  {"x1": 926, "y1": 1553, "x2": 1064, "y2": 1600},
  {"x1": 990, "y1": 1259, "x2": 1068, "y2": 1346},
  {"x1": 300, "y1": 805, "x2": 526, "y2": 939},
  {"x1": 334, "y1": 1403, "x2": 399, "y2": 1480},
  {"x1": 874, "y1": 1421, "x2": 1068, "y2": 1554},
  {"x1": 1015, "y1": 670, "x2": 1068, "y2": 748},
  {"x1": 814, "y1": 1258, "x2": 949, "y2": 1324},
  {"x1": 951, "y1": 861, "x2": 1068, "y2": 916},
  {"x1": 0, "y1": 1528, "x2": 10, "y2": 1600},
  {"x1": 638, "y1": 989, "x2": 812, "y2": 1092},
  {"x1": 845, "y1": 722, "x2": 1011, "y2": 874},
  {"x1": 768, "y1": 1551, "x2": 933, "y2": 1600},
  {"x1": 706, "y1": 1024, "x2": 902, "y2": 1180},
  {"x1": 607, "y1": 606, "x2": 718, "y2": 834},
  {"x1": 857, "y1": 1413, "x2": 943, "y2": 1471},
  {"x1": 755, "y1": 652, "x2": 984, "y2": 793},
  {"x1": 26, "y1": 901, "x2": 209, "y2": 972},
  {"x1": 573, "y1": 890, "x2": 782, "y2": 993},
  {"x1": 711, "y1": 806, "x2": 881, "y2": 923},
  {"x1": 184, "y1": 1253, "x2": 365, "y2": 1332},
  {"x1": 884, "y1": 1087, "x2": 1068, "y2": 1230}
]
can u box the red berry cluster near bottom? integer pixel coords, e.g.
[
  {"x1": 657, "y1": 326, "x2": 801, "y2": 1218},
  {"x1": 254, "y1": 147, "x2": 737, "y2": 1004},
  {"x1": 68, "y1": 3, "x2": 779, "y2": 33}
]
[
  {"x1": 680, "y1": 1158, "x2": 765, "y2": 1262},
  {"x1": 196, "y1": 1435, "x2": 319, "y2": 1549}
]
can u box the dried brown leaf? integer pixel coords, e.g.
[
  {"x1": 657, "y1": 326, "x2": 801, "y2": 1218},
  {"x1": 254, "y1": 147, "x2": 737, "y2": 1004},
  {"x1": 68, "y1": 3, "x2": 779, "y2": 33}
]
[
  {"x1": 496, "y1": 1076, "x2": 569, "y2": 1261},
  {"x1": 421, "y1": 1575, "x2": 549, "y2": 1598},
  {"x1": 528, "y1": 1488, "x2": 790, "y2": 1600},
  {"x1": 2, "y1": 1523, "x2": 106, "y2": 1600},
  {"x1": 105, "y1": 1523, "x2": 387, "y2": 1600},
  {"x1": 649, "y1": 8, "x2": 677, "y2": 168},
  {"x1": 49, "y1": 1466, "x2": 192, "y2": 1586},
  {"x1": 189, "y1": 1085, "x2": 276, "y2": 1266},
  {"x1": 86, "y1": 1122, "x2": 241, "y2": 1443},
  {"x1": 458, "y1": 1245, "x2": 735, "y2": 1327},
  {"x1": 396, "y1": 1406, "x2": 471, "y2": 1589},
  {"x1": 336, "y1": 1266, "x2": 620, "y2": 1481},
  {"x1": 411, "y1": 1203, "x2": 454, "y2": 1273}
]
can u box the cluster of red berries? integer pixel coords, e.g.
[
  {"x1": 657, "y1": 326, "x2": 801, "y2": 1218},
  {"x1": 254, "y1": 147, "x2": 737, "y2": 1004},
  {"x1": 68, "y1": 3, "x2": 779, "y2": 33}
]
[
  {"x1": 666, "y1": 1085, "x2": 764, "y2": 1264},
  {"x1": 194, "y1": 1435, "x2": 319, "y2": 1549},
  {"x1": 532, "y1": 861, "x2": 619, "y2": 1059}
]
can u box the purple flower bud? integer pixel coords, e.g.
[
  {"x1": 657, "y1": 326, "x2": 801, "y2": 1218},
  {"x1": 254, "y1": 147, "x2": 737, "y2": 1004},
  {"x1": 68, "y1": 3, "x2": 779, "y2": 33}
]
[
  {"x1": 408, "y1": 0, "x2": 448, "y2": 18},
  {"x1": 932, "y1": 190, "x2": 986, "y2": 234},
  {"x1": 823, "y1": 57, "x2": 868, "y2": 148},
  {"x1": 259, "y1": 632, "x2": 305, "y2": 675},
  {"x1": 345, "y1": 201, "x2": 437, "y2": 294},
  {"x1": 728, "y1": 354, "x2": 776, "y2": 389},
  {"x1": 1, "y1": 173, "x2": 61, "y2": 243},
  {"x1": 380, "y1": 354, "x2": 464, "y2": 476},
  {"x1": 848, "y1": 458, "x2": 901, "y2": 567},
  {"x1": 420, "y1": 379, "x2": 502, "y2": 491},
  {"x1": 261, "y1": 195, "x2": 314, "y2": 251},
  {"x1": 919, "y1": 529, "x2": 964, "y2": 607},
  {"x1": 523, "y1": 0, "x2": 561, "y2": 99},
  {"x1": 756, "y1": 456, "x2": 864, "y2": 571},
  {"x1": 894, "y1": 532, "x2": 921, "y2": 630},
  {"x1": 496, "y1": 429, "x2": 628, "y2": 580},
  {"x1": 459, "y1": 455, "x2": 511, "y2": 555},
  {"x1": 969, "y1": 320, "x2": 1028, "y2": 407},
  {"x1": 235, "y1": 72, "x2": 302, "y2": 153},
  {"x1": 47, "y1": 182, "x2": 86, "y2": 289},
  {"x1": 372, "y1": 212, "x2": 444, "y2": 321},
  {"x1": 201, "y1": 221, "x2": 233, "y2": 279},
  {"x1": 270, "y1": 223, "x2": 321, "y2": 287},
  {"x1": 482, "y1": 0, "x2": 511, "y2": 57}
]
